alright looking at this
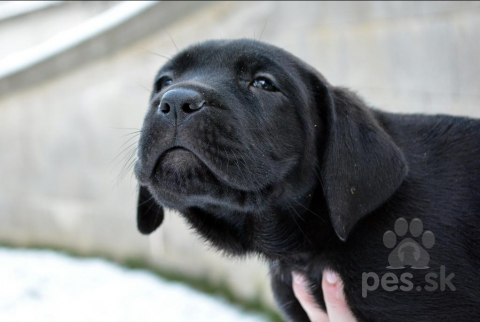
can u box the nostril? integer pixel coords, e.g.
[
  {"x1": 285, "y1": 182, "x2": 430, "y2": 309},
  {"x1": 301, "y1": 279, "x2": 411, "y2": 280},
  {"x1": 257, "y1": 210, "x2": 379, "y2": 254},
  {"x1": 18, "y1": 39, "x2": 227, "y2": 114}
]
[
  {"x1": 159, "y1": 102, "x2": 170, "y2": 114},
  {"x1": 181, "y1": 103, "x2": 193, "y2": 114},
  {"x1": 181, "y1": 100, "x2": 205, "y2": 114}
]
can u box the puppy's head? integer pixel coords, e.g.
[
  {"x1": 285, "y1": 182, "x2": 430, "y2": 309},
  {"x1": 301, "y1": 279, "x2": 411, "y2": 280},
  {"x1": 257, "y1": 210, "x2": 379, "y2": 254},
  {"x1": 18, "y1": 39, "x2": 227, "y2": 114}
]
[{"x1": 135, "y1": 39, "x2": 407, "y2": 244}]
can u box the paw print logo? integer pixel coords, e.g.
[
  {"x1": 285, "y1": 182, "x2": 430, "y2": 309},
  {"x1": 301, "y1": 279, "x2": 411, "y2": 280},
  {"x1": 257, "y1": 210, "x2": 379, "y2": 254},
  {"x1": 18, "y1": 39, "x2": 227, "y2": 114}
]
[{"x1": 383, "y1": 218, "x2": 435, "y2": 269}]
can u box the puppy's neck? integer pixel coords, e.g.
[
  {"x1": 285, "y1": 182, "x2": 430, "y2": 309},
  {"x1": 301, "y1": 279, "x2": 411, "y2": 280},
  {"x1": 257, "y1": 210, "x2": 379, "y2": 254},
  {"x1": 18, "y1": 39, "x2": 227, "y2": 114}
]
[
  {"x1": 253, "y1": 189, "x2": 336, "y2": 259},
  {"x1": 179, "y1": 184, "x2": 336, "y2": 260}
]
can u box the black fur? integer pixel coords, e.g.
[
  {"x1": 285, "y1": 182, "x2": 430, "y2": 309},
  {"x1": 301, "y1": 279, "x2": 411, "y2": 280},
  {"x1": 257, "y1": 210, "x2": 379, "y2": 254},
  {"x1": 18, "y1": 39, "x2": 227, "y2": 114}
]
[{"x1": 134, "y1": 39, "x2": 480, "y2": 321}]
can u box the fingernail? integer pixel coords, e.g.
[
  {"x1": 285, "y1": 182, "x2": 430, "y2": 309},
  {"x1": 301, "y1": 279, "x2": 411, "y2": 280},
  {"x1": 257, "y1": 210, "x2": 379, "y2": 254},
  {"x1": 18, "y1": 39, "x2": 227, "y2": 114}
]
[
  {"x1": 325, "y1": 270, "x2": 339, "y2": 285},
  {"x1": 292, "y1": 271, "x2": 307, "y2": 285}
]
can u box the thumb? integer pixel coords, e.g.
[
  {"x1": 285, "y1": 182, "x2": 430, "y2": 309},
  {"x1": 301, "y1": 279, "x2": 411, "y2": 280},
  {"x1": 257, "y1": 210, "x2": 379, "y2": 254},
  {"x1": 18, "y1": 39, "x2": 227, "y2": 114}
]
[{"x1": 322, "y1": 270, "x2": 357, "y2": 322}]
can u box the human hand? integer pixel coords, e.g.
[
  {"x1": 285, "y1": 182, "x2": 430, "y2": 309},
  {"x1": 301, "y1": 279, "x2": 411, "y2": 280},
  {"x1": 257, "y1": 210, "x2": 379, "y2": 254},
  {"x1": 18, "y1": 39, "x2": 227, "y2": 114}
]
[{"x1": 292, "y1": 271, "x2": 357, "y2": 322}]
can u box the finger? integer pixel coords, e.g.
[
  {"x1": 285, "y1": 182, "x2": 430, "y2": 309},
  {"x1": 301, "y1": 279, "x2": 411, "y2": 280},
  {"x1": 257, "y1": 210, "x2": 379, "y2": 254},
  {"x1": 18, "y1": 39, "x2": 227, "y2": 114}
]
[
  {"x1": 292, "y1": 271, "x2": 330, "y2": 322},
  {"x1": 322, "y1": 270, "x2": 357, "y2": 322}
]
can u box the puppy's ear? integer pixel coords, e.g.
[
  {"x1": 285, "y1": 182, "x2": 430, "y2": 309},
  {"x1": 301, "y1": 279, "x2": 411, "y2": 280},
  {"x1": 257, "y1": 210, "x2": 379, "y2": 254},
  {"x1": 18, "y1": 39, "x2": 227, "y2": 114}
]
[
  {"x1": 137, "y1": 186, "x2": 164, "y2": 234},
  {"x1": 317, "y1": 85, "x2": 408, "y2": 241}
]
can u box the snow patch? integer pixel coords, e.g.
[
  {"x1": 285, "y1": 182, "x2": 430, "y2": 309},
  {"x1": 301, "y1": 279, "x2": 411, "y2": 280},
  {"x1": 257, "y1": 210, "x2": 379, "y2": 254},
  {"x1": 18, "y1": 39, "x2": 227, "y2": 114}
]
[{"x1": 0, "y1": 248, "x2": 268, "y2": 322}]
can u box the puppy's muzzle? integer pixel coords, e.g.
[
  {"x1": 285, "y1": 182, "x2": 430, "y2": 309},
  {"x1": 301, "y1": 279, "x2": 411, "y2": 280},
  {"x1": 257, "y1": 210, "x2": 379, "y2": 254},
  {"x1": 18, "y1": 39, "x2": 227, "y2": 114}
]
[{"x1": 158, "y1": 88, "x2": 205, "y2": 123}]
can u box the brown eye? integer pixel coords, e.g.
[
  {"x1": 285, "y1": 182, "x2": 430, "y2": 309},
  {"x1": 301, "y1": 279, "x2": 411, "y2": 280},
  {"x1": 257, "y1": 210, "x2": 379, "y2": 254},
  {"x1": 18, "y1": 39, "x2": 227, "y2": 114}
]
[
  {"x1": 155, "y1": 77, "x2": 173, "y2": 93},
  {"x1": 251, "y1": 77, "x2": 277, "y2": 91}
]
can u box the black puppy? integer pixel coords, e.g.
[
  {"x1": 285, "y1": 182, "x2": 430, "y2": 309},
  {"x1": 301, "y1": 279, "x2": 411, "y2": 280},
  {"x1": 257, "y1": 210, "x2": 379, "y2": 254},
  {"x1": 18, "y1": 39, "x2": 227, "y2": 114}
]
[{"x1": 134, "y1": 39, "x2": 480, "y2": 321}]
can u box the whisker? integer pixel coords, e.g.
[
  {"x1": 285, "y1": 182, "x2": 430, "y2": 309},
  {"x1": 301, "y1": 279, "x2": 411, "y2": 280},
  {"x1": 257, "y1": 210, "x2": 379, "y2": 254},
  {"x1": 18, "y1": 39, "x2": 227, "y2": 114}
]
[
  {"x1": 165, "y1": 30, "x2": 179, "y2": 52},
  {"x1": 118, "y1": 155, "x2": 138, "y2": 185},
  {"x1": 120, "y1": 146, "x2": 138, "y2": 174},
  {"x1": 116, "y1": 147, "x2": 138, "y2": 181},
  {"x1": 110, "y1": 127, "x2": 141, "y2": 130},
  {"x1": 312, "y1": 167, "x2": 325, "y2": 193},
  {"x1": 115, "y1": 145, "x2": 137, "y2": 171},
  {"x1": 120, "y1": 131, "x2": 142, "y2": 138},
  {"x1": 138, "y1": 47, "x2": 172, "y2": 60},
  {"x1": 141, "y1": 192, "x2": 158, "y2": 218},
  {"x1": 286, "y1": 204, "x2": 311, "y2": 244},
  {"x1": 259, "y1": 17, "x2": 269, "y2": 41},
  {"x1": 135, "y1": 82, "x2": 152, "y2": 93},
  {"x1": 109, "y1": 140, "x2": 139, "y2": 167},
  {"x1": 118, "y1": 133, "x2": 141, "y2": 149},
  {"x1": 288, "y1": 196, "x2": 325, "y2": 223},
  {"x1": 152, "y1": 208, "x2": 162, "y2": 227},
  {"x1": 286, "y1": 200, "x2": 305, "y2": 222},
  {"x1": 137, "y1": 195, "x2": 155, "y2": 207}
]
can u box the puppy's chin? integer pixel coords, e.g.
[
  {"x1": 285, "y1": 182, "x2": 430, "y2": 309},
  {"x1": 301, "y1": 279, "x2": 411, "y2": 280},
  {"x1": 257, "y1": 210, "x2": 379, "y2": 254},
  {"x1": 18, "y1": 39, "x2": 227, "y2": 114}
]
[
  {"x1": 152, "y1": 148, "x2": 213, "y2": 190},
  {"x1": 138, "y1": 151, "x2": 276, "y2": 212},
  {"x1": 159, "y1": 147, "x2": 201, "y2": 171}
]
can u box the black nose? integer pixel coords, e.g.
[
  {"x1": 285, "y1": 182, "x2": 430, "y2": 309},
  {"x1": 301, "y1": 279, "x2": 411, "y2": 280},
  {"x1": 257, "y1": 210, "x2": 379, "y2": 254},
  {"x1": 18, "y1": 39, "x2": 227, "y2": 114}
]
[{"x1": 158, "y1": 88, "x2": 205, "y2": 122}]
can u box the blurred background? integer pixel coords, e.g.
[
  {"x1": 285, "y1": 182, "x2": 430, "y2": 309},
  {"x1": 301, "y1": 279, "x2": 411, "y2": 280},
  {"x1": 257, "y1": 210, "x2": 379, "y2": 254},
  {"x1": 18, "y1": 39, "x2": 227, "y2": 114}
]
[{"x1": 0, "y1": 1, "x2": 479, "y2": 321}]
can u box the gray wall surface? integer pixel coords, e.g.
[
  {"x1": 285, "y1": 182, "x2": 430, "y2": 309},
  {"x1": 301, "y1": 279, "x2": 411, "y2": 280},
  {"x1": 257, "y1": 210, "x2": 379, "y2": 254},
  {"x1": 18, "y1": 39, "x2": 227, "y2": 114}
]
[{"x1": 0, "y1": 1, "x2": 479, "y2": 308}]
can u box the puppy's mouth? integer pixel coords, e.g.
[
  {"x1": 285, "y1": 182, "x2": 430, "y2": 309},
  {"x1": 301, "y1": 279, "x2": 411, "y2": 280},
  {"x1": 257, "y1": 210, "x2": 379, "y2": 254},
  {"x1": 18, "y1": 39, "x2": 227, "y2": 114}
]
[
  {"x1": 149, "y1": 145, "x2": 199, "y2": 172},
  {"x1": 137, "y1": 143, "x2": 259, "y2": 193},
  {"x1": 162, "y1": 146, "x2": 195, "y2": 159}
]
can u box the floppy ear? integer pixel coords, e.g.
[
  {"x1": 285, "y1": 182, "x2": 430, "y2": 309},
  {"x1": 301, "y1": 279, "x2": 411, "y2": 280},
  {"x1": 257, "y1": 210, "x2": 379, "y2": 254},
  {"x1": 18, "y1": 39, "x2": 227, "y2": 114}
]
[
  {"x1": 319, "y1": 87, "x2": 408, "y2": 241},
  {"x1": 137, "y1": 186, "x2": 164, "y2": 235}
]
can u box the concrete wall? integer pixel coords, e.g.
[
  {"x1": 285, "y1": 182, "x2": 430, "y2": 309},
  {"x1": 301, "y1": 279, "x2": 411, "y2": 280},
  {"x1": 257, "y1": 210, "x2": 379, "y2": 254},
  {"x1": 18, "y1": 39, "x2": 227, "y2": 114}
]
[
  {"x1": 0, "y1": 2, "x2": 117, "y2": 59},
  {"x1": 0, "y1": 1, "x2": 479, "y2": 308}
]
